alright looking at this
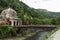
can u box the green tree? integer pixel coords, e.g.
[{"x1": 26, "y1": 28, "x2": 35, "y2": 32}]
[
  {"x1": 55, "y1": 16, "x2": 60, "y2": 25},
  {"x1": 23, "y1": 14, "x2": 31, "y2": 25},
  {"x1": 51, "y1": 18, "x2": 57, "y2": 25}
]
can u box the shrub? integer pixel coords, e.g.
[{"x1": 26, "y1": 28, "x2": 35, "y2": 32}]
[{"x1": 0, "y1": 25, "x2": 17, "y2": 38}]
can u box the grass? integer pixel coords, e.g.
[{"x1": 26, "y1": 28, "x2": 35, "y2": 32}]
[
  {"x1": 20, "y1": 32, "x2": 36, "y2": 40},
  {"x1": 40, "y1": 24, "x2": 60, "y2": 40},
  {"x1": 0, "y1": 32, "x2": 37, "y2": 40}
]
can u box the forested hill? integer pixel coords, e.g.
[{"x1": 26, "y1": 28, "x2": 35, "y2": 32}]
[
  {"x1": 0, "y1": 0, "x2": 60, "y2": 19},
  {"x1": 34, "y1": 9, "x2": 60, "y2": 18}
]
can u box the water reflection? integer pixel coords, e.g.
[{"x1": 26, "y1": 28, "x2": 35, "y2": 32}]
[{"x1": 25, "y1": 31, "x2": 48, "y2": 40}]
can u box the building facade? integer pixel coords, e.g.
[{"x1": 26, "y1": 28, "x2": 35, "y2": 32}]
[{"x1": 0, "y1": 8, "x2": 22, "y2": 26}]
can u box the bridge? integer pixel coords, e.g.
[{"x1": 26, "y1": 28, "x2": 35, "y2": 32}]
[
  {"x1": 14, "y1": 25, "x2": 57, "y2": 39},
  {"x1": 16, "y1": 25, "x2": 56, "y2": 31},
  {"x1": 17, "y1": 25, "x2": 56, "y2": 28}
]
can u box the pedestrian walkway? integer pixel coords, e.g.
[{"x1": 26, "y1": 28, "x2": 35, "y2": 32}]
[{"x1": 47, "y1": 29, "x2": 60, "y2": 40}]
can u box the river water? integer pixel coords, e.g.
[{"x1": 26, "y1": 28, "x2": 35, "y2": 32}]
[{"x1": 25, "y1": 31, "x2": 48, "y2": 40}]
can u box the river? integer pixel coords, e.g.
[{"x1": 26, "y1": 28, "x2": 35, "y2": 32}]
[{"x1": 25, "y1": 31, "x2": 48, "y2": 40}]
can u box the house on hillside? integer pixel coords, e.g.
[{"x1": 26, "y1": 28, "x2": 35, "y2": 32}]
[{"x1": 0, "y1": 8, "x2": 22, "y2": 26}]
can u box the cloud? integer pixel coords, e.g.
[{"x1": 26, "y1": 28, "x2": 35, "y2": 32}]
[
  {"x1": 21, "y1": 0, "x2": 60, "y2": 12},
  {"x1": 42, "y1": 0, "x2": 51, "y2": 1}
]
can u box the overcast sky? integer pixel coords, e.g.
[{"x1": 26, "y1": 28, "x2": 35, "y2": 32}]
[{"x1": 20, "y1": 0, "x2": 60, "y2": 12}]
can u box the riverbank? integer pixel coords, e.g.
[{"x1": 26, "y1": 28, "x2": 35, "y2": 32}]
[
  {"x1": 40, "y1": 25, "x2": 60, "y2": 40},
  {"x1": 0, "y1": 32, "x2": 37, "y2": 40}
]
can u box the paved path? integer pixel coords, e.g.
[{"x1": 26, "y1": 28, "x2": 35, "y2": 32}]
[{"x1": 48, "y1": 29, "x2": 60, "y2": 40}]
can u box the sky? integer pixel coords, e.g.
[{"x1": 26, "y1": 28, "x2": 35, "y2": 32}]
[{"x1": 20, "y1": 0, "x2": 60, "y2": 12}]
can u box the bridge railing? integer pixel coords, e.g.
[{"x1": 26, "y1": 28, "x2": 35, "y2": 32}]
[{"x1": 15, "y1": 25, "x2": 56, "y2": 28}]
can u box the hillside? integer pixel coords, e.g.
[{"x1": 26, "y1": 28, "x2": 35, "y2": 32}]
[
  {"x1": 0, "y1": 0, "x2": 60, "y2": 25},
  {"x1": 0, "y1": 0, "x2": 60, "y2": 19}
]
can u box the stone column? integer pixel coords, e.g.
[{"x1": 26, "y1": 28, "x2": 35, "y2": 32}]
[
  {"x1": 15, "y1": 21, "x2": 17, "y2": 26},
  {"x1": 11, "y1": 21, "x2": 14, "y2": 26},
  {"x1": 18, "y1": 22, "x2": 20, "y2": 26}
]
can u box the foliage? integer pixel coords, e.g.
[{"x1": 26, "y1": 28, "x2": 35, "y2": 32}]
[
  {"x1": 31, "y1": 18, "x2": 43, "y2": 25},
  {"x1": 55, "y1": 16, "x2": 60, "y2": 25},
  {"x1": 0, "y1": 25, "x2": 17, "y2": 38}
]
